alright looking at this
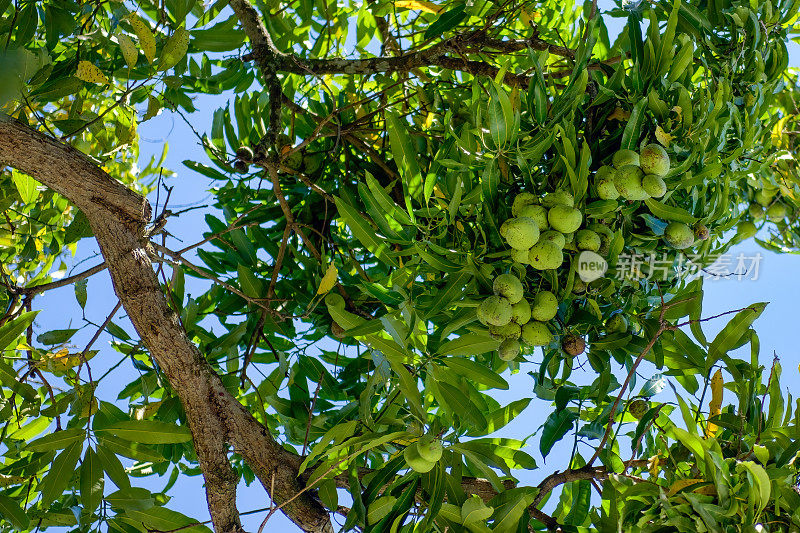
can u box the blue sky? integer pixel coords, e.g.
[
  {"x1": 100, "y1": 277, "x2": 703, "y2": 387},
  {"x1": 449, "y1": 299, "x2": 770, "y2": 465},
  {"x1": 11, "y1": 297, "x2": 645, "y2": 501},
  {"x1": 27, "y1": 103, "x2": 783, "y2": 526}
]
[{"x1": 26, "y1": 3, "x2": 800, "y2": 531}]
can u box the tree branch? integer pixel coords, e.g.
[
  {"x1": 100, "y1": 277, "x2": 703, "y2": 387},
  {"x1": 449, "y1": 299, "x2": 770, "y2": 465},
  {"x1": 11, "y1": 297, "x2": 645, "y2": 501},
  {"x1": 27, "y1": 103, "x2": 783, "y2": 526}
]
[
  {"x1": 232, "y1": 0, "x2": 574, "y2": 85},
  {"x1": 15, "y1": 262, "x2": 106, "y2": 297},
  {"x1": 0, "y1": 115, "x2": 333, "y2": 533}
]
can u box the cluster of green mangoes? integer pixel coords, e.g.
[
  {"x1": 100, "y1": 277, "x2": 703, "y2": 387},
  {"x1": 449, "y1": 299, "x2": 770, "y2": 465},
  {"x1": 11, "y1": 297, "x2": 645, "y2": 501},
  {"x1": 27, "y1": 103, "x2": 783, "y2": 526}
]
[
  {"x1": 476, "y1": 142, "x2": 717, "y2": 362},
  {"x1": 739, "y1": 180, "x2": 792, "y2": 239},
  {"x1": 402, "y1": 434, "x2": 443, "y2": 473},
  {"x1": 476, "y1": 272, "x2": 558, "y2": 360},
  {"x1": 595, "y1": 144, "x2": 669, "y2": 202},
  {"x1": 597, "y1": 144, "x2": 700, "y2": 250},
  {"x1": 501, "y1": 188, "x2": 616, "y2": 270}
]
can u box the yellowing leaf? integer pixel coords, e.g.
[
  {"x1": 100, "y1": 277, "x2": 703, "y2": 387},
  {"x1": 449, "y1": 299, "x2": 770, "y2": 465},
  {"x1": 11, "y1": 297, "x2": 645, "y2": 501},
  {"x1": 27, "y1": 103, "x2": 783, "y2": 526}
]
[
  {"x1": 668, "y1": 478, "x2": 705, "y2": 496},
  {"x1": 423, "y1": 111, "x2": 434, "y2": 130},
  {"x1": 655, "y1": 125, "x2": 675, "y2": 147},
  {"x1": 117, "y1": 34, "x2": 138, "y2": 69},
  {"x1": 41, "y1": 348, "x2": 96, "y2": 373},
  {"x1": 394, "y1": 0, "x2": 442, "y2": 13},
  {"x1": 129, "y1": 14, "x2": 156, "y2": 64},
  {"x1": 158, "y1": 27, "x2": 190, "y2": 72},
  {"x1": 608, "y1": 107, "x2": 630, "y2": 121},
  {"x1": 706, "y1": 369, "x2": 723, "y2": 437},
  {"x1": 133, "y1": 400, "x2": 163, "y2": 420},
  {"x1": 80, "y1": 397, "x2": 99, "y2": 418},
  {"x1": 0, "y1": 474, "x2": 27, "y2": 487},
  {"x1": 316, "y1": 263, "x2": 338, "y2": 295},
  {"x1": 772, "y1": 115, "x2": 790, "y2": 148},
  {"x1": 75, "y1": 61, "x2": 108, "y2": 84}
]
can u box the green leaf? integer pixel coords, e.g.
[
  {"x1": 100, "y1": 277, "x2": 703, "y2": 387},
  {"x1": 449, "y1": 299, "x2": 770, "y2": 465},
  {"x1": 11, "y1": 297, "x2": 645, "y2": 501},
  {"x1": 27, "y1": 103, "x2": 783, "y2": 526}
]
[
  {"x1": 365, "y1": 173, "x2": 413, "y2": 226},
  {"x1": 190, "y1": 15, "x2": 245, "y2": 51},
  {"x1": 0, "y1": 310, "x2": 38, "y2": 351},
  {"x1": 334, "y1": 196, "x2": 399, "y2": 267},
  {"x1": 643, "y1": 198, "x2": 698, "y2": 225},
  {"x1": 105, "y1": 487, "x2": 155, "y2": 511},
  {"x1": 97, "y1": 421, "x2": 192, "y2": 444},
  {"x1": 436, "y1": 381, "x2": 487, "y2": 429},
  {"x1": 0, "y1": 494, "x2": 29, "y2": 530},
  {"x1": 27, "y1": 428, "x2": 85, "y2": 452},
  {"x1": 384, "y1": 111, "x2": 422, "y2": 204},
  {"x1": 469, "y1": 398, "x2": 532, "y2": 436},
  {"x1": 436, "y1": 333, "x2": 500, "y2": 357},
  {"x1": 11, "y1": 170, "x2": 39, "y2": 203},
  {"x1": 75, "y1": 278, "x2": 88, "y2": 309},
  {"x1": 99, "y1": 435, "x2": 167, "y2": 463},
  {"x1": 620, "y1": 97, "x2": 647, "y2": 150},
  {"x1": 80, "y1": 447, "x2": 104, "y2": 512},
  {"x1": 96, "y1": 444, "x2": 131, "y2": 489},
  {"x1": 442, "y1": 357, "x2": 508, "y2": 390},
  {"x1": 236, "y1": 265, "x2": 264, "y2": 298},
  {"x1": 736, "y1": 461, "x2": 770, "y2": 512},
  {"x1": 123, "y1": 506, "x2": 211, "y2": 533},
  {"x1": 367, "y1": 495, "x2": 397, "y2": 525},
  {"x1": 424, "y1": 4, "x2": 466, "y2": 39},
  {"x1": 707, "y1": 302, "x2": 767, "y2": 368},
  {"x1": 540, "y1": 409, "x2": 577, "y2": 459},
  {"x1": 487, "y1": 81, "x2": 516, "y2": 148},
  {"x1": 63, "y1": 209, "x2": 93, "y2": 244},
  {"x1": 490, "y1": 487, "x2": 539, "y2": 533},
  {"x1": 0, "y1": 361, "x2": 37, "y2": 402},
  {"x1": 638, "y1": 373, "x2": 666, "y2": 397},
  {"x1": 37, "y1": 328, "x2": 78, "y2": 345},
  {"x1": 386, "y1": 359, "x2": 425, "y2": 421},
  {"x1": 39, "y1": 440, "x2": 82, "y2": 506},
  {"x1": 671, "y1": 427, "x2": 706, "y2": 462}
]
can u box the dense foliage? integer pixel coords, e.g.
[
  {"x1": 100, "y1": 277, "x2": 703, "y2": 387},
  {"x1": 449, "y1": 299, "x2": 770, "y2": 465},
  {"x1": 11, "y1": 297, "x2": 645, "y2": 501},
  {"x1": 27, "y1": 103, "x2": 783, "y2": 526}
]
[{"x1": 2, "y1": 0, "x2": 800, "y2": 531}]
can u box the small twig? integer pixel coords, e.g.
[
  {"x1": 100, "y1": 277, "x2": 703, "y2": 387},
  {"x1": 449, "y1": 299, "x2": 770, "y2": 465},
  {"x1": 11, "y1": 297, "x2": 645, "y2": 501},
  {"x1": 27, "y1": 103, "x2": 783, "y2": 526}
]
[
  {"x1": 14, "y1": 263, "x2": 106, "y2": 297},
  {"x1": 152, "y1": 244, "x2": 274, "y2": 312},
  {"x1": 301, "y1": 371, "x2": 325, "y2": 456},
  {"x1": 240, "y1": 309, "x2": 267, "y2": 389},
  {"x1": 757, "y1": 353, "x2": 780, "y2": 443}
]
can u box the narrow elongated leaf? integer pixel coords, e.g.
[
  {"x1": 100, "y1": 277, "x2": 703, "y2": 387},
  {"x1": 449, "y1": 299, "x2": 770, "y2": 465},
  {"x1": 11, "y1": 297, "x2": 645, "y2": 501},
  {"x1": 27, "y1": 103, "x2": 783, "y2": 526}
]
[
  {"x1": 237, "y1": 265, "x2": 264, "y2": 298},
  {"x1": 96, "y1": 444, "x2": 131, "y2": 489},
  {"x1": 123, "y1": 507, "x2": 211, "y2": 533},
  {"x1": 97, "y1": 421, "x2": 192, "y2": 444},
  {"x1": 644, "y1": 198, "x2": 698, "y2": 224},
  {"x1": 540, "y1": 409, "x2": 577, "y2": 459},
  {"x1": 0, "y1": 494, "x2": 29, "y2": 530},
  {"x1": 437, "y1": 333, "x2": 500, "y2": 357},
  {"x1": 424, "y1": 4, "x2": 466, "y2": 39},
  {"x1": 707, "y1": 302, "x2": 767, "y2": 366},
  {"x1": 736, "y1": 461, "x2": 770, "y2": 512},
  {"x1": 442, "y1": 357, "x2": 508, "y2": 390},
  {"x1": 80, "y1": 447, "x2": 104, "y2": 512},
  {"x1": 620, "y1": 97, "x2": 647, "y2": 150},
  {"x1": 27, "y1": 428, "x2": 85, "y2": 452},
  {"x1": 385, "y1": 111, "x2": 422, "y2": 203},
  {"x1": 39, "y1": 441, "x2": 82, "y2": 506},
  {"x1": 334, "y1": 197, "x2": 399, "y2": 267},
  {"x1": 490, "y1": 488, "x2": 539, "y2": 533},
  {"x1": 469, "y1": 398, "x2": 531, "y2": 436},
  {"x1": 367, "y1": 495, "x2": 397, "y2": 525},
  {"x1": 105, "y1": 487, "x2": 155, "y2": 511},
  {"x1": 386, "y1": 359, "x2": 425, "y2": 420},
  {"x1": 0, "y1": 310, "x2": 38, "y2": 351}
]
